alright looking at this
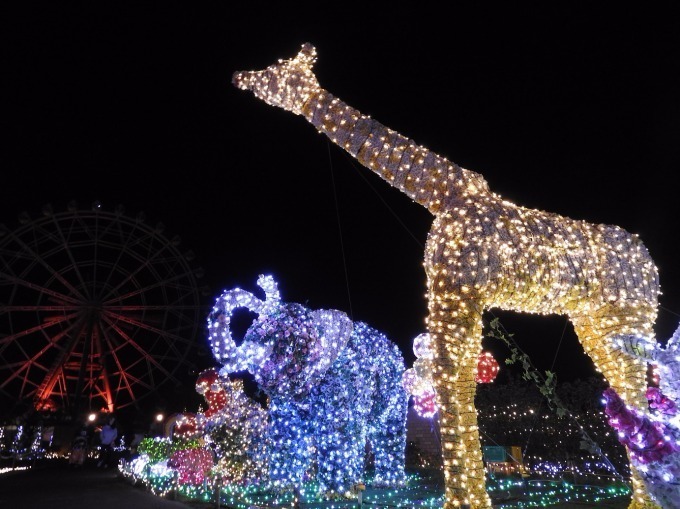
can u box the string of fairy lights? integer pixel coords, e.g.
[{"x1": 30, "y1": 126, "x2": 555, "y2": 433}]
[
  {"x1": 478, "y1": 402, "x2": 629, "y2": 480},
  {"x1": 0, "y1": 423, "x2": 45, "y2": 462}
]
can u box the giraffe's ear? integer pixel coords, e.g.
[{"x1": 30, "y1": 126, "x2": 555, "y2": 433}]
[{"x1": 295, "y1": 43, "x2": 317, "y2": 68}]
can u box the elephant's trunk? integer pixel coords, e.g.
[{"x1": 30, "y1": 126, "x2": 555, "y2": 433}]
[{"x1": 207, "y1": 274, "x2": 280, "y2": 370}]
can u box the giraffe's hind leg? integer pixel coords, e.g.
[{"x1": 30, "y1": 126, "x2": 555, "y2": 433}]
[{"x1": 571, "y1": 304, "x2": 659, "y2": 509}]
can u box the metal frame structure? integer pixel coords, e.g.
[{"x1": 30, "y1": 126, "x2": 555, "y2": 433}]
[{"x1": 0, "y1": 202, "x2": 208, "y2": 417}]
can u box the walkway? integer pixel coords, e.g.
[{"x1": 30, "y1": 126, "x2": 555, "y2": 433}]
[{"x1": 0, "y1": 460, "x2": 209, "y2": 509}]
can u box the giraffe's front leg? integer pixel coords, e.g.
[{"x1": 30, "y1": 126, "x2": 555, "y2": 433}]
[{"x1": 427, "y1": 268, "x2": 492, "y2": 509}]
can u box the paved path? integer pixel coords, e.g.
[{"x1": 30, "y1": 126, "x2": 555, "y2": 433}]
[{"x1": 0, "y1": 460, "x2": 210, "y2": 509}]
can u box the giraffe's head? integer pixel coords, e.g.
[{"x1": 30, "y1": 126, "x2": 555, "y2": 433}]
[{"x1": 232, "y1": 43, "x2": 320, "y2": 115}]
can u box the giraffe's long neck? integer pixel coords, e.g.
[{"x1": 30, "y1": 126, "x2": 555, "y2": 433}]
[{"x1": 300, "y1": 89, "x2": 488, "y2": 214}]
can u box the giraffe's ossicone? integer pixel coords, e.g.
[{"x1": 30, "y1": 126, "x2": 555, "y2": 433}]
[{"x1": 234, "y1": 43, "x2": 661, "y2": 509}]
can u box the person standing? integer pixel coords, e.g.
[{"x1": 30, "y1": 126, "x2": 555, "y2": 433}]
[
  {"x1": 97, "y1": 417, "x2": 118, "y2": 468},
  {"x1": 68, "y1": 428, "x2": 88, "y2": 468}
]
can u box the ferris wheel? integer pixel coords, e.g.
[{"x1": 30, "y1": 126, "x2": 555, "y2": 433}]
[{"x1": 0, "y1": 202, "x2": 210, "y2": 417}]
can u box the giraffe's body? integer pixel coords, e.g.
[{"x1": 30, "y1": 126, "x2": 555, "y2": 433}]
[{"x1": 233, "y1": 43, "x2": 661, "y2": 508}]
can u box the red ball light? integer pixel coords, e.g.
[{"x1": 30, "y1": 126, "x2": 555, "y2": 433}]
[{"x1": 475, "y1": 351, "x2": 499, "y2": 383}]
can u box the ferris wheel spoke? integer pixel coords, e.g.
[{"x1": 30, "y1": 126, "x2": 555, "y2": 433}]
[
  {"x1": 126, "y1": 355, "x2": 166, "y2": 389},
  {"x1": 0, "y1": 226, "x2": 86, "y2": 301},
  {"x1": 0, "y1": 205, "x2": 204, "y2": 415},
  {"x1": 102, "y1": 272, "x2": 198, "y2": 307},
  {"x1": 0, "y1": 319, "x2": 81, "y2": 389},
  {"x1": 115, "y1": 362, "x2": 153, "y2": 389},
  {"x1": 0, "y1": 246, "x2": 44, "y2": 262},
  {"x1": 102, "y1": 305, "x2": 202, "y2": 311},
  {"x1": 0, "y1": 363, "x2": 47, "y2": 395},
  {"x1": 44, "y1": 212, "x2": 94, "y2": 298},
  {"x1": 115, "y1": 360, "x2": 153, "y2": 392},
  {"x1": 0, "y1": 361, "x2": 41, "y2": 393},
  {"x1": 97, "y1": 218, "x2": 154, "y2": 296},
  {"x1": 0, "y1": 305, "x2": 81, "y2": 312},
  {"x1": 79, "y1": 212, "x2": 131, "y2": 298},
  {"x1": 12, "y1": 369, "x2": 40, "y2": 400},
  {"x1": 113, "y1": 353, "x2": 166, "y2": 403},
  {"x1": 104, "y1": 309, "x2": 196, "y2": 348},
  {"x1": 100, "y1": 314, "x2": 182, "y2": 381},
  {"x1": 0, "y1": 272, "x2": 81, "y2": 305},
  {"x1": 34, "y1": 316, "x2": 89, "y2": 405},
  {"x1": 91, "y1": 385, "x2": 110, "y2": 404},
  {"x1": 0, "y1": 311, "x2": 79, "y2": 349},
  {"x1": 89, "y1": 322, "x2": 115, "y2": 413},
  {"x1": 100, "y1": 248, "x2": 188, "y2": 305},
  {"x1": 2, "y1": 359, "x2": 48, "y2": 372}
]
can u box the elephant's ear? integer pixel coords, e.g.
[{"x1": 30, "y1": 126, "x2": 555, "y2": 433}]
[{"x1": 311, "y1": 309, "x2": 352, "y2": 370}]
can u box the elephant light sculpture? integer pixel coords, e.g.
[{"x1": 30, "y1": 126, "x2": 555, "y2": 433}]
[{"x1": 207, "y1": 274, "x2": 408, "y2": 497}]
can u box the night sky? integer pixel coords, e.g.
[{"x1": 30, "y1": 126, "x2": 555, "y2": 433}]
[{"x1": 3, "y1": 3, "x2": 679, "y2": 404}]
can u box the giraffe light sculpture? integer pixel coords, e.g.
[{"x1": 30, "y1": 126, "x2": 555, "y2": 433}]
[{"x1": 233, "y1": 43, "x2": 661, "y2": 509}]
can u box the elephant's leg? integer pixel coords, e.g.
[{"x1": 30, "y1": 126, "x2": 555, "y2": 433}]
[
  {"x1": 571, "y1": 305, "x2": 659, "y2": 509},
  {"x1": 314, "y1": 393, "x2": 366, "y2": 495},
  {"x1": 316, "y1": 427, "x2": 365, "y2": 495},
  {"x1": 267, "y1": 401, "x2": 312, "y2": 490},
  {"x1": 428, "y1": 287, "x2": 492, "y2": 509},
  {"x1": 369, "y1": 392, "x2": 408, "y2": 487}
]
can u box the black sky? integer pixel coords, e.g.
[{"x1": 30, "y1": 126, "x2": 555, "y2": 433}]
[{"x1": 3, "y1": 3, "x2": 680, "y2": 389}]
